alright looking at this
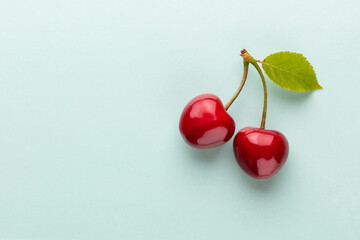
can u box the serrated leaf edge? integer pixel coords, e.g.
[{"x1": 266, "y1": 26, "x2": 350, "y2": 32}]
[{"x1": 262, "y1": 51, "x2": 322, "y2": 92}]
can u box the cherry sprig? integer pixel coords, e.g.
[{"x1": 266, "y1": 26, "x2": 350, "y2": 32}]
[{"x1": 179, "y1": 48, "x2": 321, "y2": 179}]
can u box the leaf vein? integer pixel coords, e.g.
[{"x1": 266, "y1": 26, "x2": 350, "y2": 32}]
[{"x1": 261, "y1": 61, "x2": 311, "y2": 82}]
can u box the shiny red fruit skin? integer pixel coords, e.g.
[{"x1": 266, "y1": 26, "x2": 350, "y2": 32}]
[
  {"x1": 179, "y1": 94, "x2": 235, "y2": 149},
  {"x1": 233, "y1": 127, "x2": 289, "y2": 179}
]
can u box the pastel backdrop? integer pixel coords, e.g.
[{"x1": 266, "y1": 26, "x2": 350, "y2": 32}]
[{"x1": 0, "y1": 0, "x2": 359, "y2": 239}]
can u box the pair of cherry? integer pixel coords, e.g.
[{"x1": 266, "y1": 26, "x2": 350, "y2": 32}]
[{"x1": 179, "y1": 50, "x2": 289, "y2": 179}]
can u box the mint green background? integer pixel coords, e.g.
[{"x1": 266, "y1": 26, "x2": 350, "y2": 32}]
[{"x1": 0, "y1": 0, "x2": 359, "y2": 239}]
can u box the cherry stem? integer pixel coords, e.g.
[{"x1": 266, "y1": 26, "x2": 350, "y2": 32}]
[
  {"x1": 224, "y1": 61, "x2": 249, "y2": 111},
  {"x1": 240, "y1": 49, "x2": 268, "y2": 129}
]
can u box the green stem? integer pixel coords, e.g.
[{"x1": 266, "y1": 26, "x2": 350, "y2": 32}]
[
  {"x1": 241, "y1": 49, "x2": 268, "y2": 129},
  {"x1": 251, "y1": 61, "x2": 267, "y2": 129},
  {"x1": 224, "y1": 61, "x2": 249, "y2": 111}
]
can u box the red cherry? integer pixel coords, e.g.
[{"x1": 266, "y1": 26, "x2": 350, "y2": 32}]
[
  {"x1": 233, "y1": 127, "x2": 289, "y2": 179},
  {"x1": 179, "y1": 94, "x2": 235, "y2": 149}
]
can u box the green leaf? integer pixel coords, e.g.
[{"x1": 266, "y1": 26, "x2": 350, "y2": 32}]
[{"x1": 261, "y1": 51, "x2": 322, "y2": 92}]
